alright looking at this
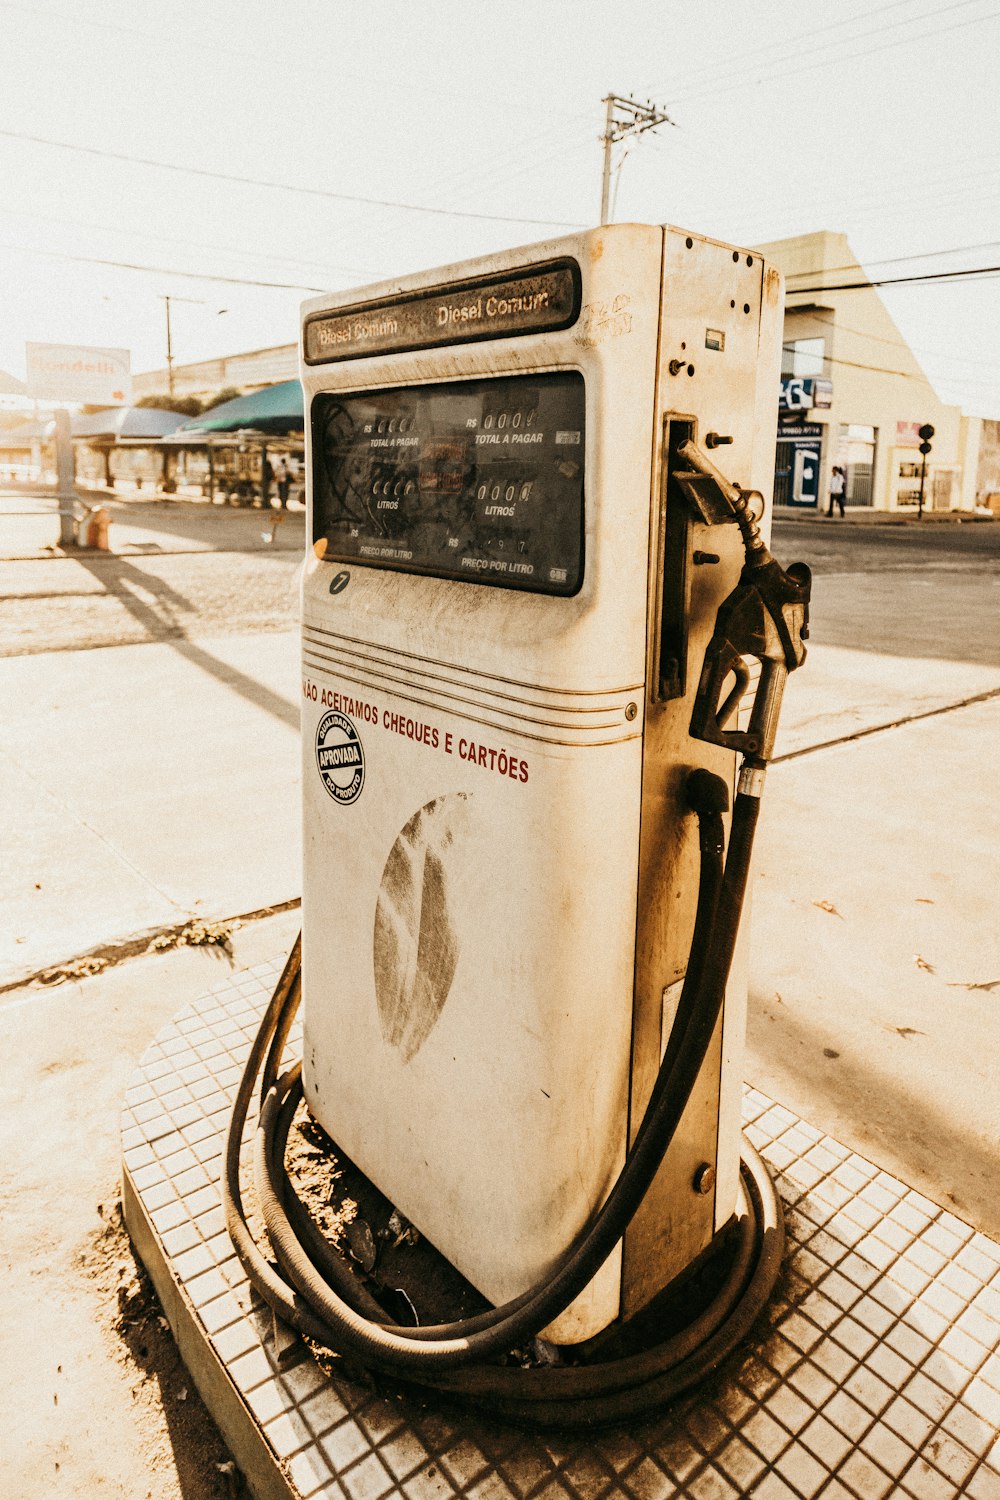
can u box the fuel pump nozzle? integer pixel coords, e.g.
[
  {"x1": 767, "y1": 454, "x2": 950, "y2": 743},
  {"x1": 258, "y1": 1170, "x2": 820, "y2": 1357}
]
[{"x1": 673, "y1": 436, "x2": 812, "y2": 772}]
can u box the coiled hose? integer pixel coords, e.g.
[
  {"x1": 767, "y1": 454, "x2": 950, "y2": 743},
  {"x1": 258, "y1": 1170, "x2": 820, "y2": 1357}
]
[{"x1": 223, "y1": 767, "x2": 784, "y2": 1427}]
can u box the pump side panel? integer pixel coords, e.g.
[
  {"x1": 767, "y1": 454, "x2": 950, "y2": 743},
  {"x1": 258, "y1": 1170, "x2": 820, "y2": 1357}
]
[
  {"x1": 622, "y1": 230, "x2": 783, "y2": 1317},
  {"x1": 300, "y1": 226, "x2": 662, "y2": 1342}
]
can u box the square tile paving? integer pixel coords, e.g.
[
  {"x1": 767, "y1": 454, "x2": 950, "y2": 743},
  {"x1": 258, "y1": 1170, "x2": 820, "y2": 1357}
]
[{"x1": 122, "y1": 962, "x2": 1000, "y2": 1500}]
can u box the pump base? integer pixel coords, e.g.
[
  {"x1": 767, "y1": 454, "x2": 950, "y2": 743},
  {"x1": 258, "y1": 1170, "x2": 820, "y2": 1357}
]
[{"x1": 123, "y1": 962, "x2": 1000, "y2": 1499}]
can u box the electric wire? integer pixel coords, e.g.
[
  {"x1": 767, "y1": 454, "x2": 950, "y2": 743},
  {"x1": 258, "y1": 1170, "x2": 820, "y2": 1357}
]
[
  {"x1": 641, "y1": 129, "x2": 1000, "y2": 247},
  {"x1": 783, "y1": 343, "x2": 924, "y2": 382},
  {"x1": 785, "y1": 240, "x2": 1000, "y2": 283},
  {"x1": 787, "y1": 307, "x2": 1000, "y2": 371},
  {"x1": 0, "y1": 126, "x2": 586, "y2": 230},
  {"x1": 667, "y1": 0, "x2": 998, "y2": 107},
  {"x1": 789, "y1": 263, "x2": 1000, "y2": 293},
  {"x1": 631, "y1": 0, "x2": 959, "y2": 96},
  {"x1": 0, "y1": 206, "x2": 384, "y2": 285},
  {"x1": 0, "y1": 238, "x2": 328, "y2": 291}
]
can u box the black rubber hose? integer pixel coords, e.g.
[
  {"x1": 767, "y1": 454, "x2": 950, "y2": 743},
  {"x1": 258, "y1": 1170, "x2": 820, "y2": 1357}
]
[
  {"x1": 232, "y1": 767, "x2": 763, "y2": 1375},
  {"x1": 223, "y1": 769, "x2": 729, "y2": 1365},
  {"x1": 271, "y1": 1063, "x2": 391, "y2": 1323},
  {"x1": 263, "y1": 1055, "x2": 759, "y2": 1397},
  {"x1": 434, "y1": 1143, "x2": 784, "y2": 1428},
  {"x1": 221, "y1": 944, "x2": 355, "y2": 1351},
  {"x1": 259, "y1": 777, "x2": 772, "y2": 1411},
  {"x1": 252, "y1": 1062, "x2": 783, "y2": 1424},
  {"x1": 262, "y1": 768, "x2": 730, "y2": 1346}
]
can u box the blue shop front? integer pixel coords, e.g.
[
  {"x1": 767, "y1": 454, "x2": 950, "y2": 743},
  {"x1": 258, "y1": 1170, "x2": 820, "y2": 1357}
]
[{"x1": 773, "y1": 376, "x2": 833, "y2": 509}]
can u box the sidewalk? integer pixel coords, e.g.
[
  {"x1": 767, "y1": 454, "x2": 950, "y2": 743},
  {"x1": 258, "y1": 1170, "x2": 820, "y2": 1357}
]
[
  {"x1": 0, "y1": 486, "x2": 305, "y2": 559},
  {"x1": 775, "y1": 506, "x2": 995, "y2": 526},
  {"x1": 1, "y1": 623, "x2": 997, "y2": 1231},
  {"x1": 0, "y1": 629, "x2": 301, "y2": 987},
  {"x1": 1, "y1": 620, "x2": 998, "y2": 1496}
]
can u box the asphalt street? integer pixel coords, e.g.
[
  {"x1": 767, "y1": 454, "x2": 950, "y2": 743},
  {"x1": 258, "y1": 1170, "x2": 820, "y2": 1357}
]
[
  {"x1": 771, "y1": 514, "x2": 1000, "y2": 667},
  {"x1": 2, "y1": 497, "x2": 997, "y2": 660}
]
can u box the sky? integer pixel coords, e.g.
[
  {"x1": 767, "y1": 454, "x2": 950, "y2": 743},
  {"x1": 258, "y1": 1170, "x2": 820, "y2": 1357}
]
[{"x1": 2, "y1": 0, "x2": 999, "y2": 414}]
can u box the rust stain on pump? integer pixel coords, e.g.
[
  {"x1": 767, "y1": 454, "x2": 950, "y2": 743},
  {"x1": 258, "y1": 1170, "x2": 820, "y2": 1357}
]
[{"x1": 373, "y1": 794, "x2": 471, "y2": 1062}]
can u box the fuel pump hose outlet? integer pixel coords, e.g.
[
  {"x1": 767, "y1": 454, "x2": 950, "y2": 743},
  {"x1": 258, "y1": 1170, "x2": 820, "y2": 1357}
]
[{"x1": 222, "y1": 769, "x2": 786, "y2": 1427}]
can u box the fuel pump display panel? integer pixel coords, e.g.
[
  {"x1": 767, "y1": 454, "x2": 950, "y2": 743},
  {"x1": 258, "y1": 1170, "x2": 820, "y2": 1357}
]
[{"x1": 311, "y1": 372, "x2": 585, "y2": 595}]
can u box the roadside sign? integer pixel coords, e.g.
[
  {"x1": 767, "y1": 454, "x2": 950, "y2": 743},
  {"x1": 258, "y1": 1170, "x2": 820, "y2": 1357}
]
[{"x1": 25, "y1": 342, "x2": 132, "y2": 404}]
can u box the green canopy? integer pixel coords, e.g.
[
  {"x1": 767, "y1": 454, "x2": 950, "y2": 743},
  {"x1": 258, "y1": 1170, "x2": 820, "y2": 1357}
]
[{"x1": 176, "y1": 380, "x2": 303, "y2": 436}]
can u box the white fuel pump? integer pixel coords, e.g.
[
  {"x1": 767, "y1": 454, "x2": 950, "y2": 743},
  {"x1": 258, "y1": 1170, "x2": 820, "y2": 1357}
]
[{"x1": 223, "y1": 223, "x2": 811, "y2": 1426}]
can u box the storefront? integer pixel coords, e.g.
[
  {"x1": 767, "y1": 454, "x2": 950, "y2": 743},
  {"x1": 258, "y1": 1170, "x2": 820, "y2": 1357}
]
[
  {"x1": 773, "y1": 376, "x2": 833, "y2": 510},
  {"x1": 757, "y1": 230, "x2": 983, "y2": 514},
  {"x1": 774, "y1": 421, "x2": 823, "y2": 508}
]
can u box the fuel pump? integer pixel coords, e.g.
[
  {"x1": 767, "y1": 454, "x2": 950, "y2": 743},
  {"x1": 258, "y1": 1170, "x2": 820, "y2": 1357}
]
[{"x1": 224, "y1": 224, "x2": 811, "y2": 1426}]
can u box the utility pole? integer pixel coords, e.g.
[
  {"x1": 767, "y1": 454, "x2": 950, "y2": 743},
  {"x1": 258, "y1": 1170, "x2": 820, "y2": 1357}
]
[
  {"x1": 54, "y1": 406, "x2": 77, "y2": 548},
  {"x1": 158, "y1": 294, "x2": 204, "y2": 400},
  {"x1": 599, "y1": 93, "x2": 676, "y2": 225}
]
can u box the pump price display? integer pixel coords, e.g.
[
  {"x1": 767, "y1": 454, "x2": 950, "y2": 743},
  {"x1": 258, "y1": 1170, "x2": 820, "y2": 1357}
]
[{"x1": 311, "y1": 373, "x2": 585, "y2": 596}]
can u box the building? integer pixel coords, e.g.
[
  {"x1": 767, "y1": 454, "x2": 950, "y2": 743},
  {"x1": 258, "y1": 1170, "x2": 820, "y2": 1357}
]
[
  {"x1": 132, "y1": 342, "x2": 297, "y2": 403},
  {"x1": 133, "y1": 231, "x2": 998, "y2": 515},
  {"x1": 754, "y1": 230, "x2": 989, "y2": 514}
]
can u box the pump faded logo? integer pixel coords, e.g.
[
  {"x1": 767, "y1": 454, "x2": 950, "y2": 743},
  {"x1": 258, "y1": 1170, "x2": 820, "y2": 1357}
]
[{"x1": 315, "y1": 710, "x2": 365, "y2": 804}]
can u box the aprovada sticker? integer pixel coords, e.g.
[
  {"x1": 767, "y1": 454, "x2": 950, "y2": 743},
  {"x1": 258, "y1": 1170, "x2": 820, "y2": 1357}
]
[{"x1": 315, "y1": 710, "x2": 365, "y2": 804}]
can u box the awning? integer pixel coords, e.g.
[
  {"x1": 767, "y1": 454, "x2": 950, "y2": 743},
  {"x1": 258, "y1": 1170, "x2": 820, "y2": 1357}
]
[
  {"x1": 175, "y1": 380, "x2": 303, "y2": 436},
  {"x1": 73, "y1": 407, "x2": 189, "y2": 440}
]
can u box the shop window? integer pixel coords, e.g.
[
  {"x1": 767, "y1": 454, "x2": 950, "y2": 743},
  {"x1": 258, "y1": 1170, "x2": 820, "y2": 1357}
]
[
  {"x1": 781, "y1": 337, "x2": 825, "y2": 378},
  {"x1": 837, "y1": 423, "x2": 877, "y2": 507}
]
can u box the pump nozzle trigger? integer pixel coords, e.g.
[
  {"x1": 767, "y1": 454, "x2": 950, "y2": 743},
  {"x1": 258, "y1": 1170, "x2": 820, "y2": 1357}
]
[{"x1": 690, "y1": 558, "x2": 811, "y2": 764}]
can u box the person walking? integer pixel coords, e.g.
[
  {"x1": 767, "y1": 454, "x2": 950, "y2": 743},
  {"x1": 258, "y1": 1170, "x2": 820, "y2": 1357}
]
[
  {"x1": 828, "y1": 465, "x2": 846, "y2": 517},
  {"x1": 276, "y1": 457, "x2": 292, "y2": 509}
]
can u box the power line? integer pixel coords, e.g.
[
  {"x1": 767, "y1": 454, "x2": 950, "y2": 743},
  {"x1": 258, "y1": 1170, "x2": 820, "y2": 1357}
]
[
  {"x1": 783, "y1": 343, "x2": 999, "y2": 393},
  {"x1": 781, "y1": 241, "x2": 1000, "y2": 285},
  {"x1": 644, "y1": 124, "x2": 1000, "y2": 244},
  {"x1": 0, "y1": 204, "x2": 383, "y2": 282},
  {"x1": 792, "y1": 307, "x2": 1000, "y2": 369},
  {"x1": 672, "y1": 0, "x2": 991, "y2": 103},
  {"x1": 784, "y1": 344, "x2": 914, "y2": 381},
  {"x1": 2, "y1": 0, "x2": 595, "y2": 243},
  {"x1": 0, "y1": 238, "x2": 329, "y2": 291},
  {"x1": 0, "y1": 126, "x2": 586, "y2": 230},
  {"x1": 789, "y1": 263, "x2": 1000, "y2": 293},
  {"x1": 634, "y1": 0, "x2": 940, "y2": 96},
  {"x1": 671, "y1": 2, "x2": 998, "y2": 108}
]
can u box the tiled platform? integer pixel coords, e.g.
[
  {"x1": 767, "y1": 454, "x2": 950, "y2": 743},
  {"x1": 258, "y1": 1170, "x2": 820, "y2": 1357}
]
[{"x1": 121, "y1": 962, "x2": 1000, "y2": 1500}]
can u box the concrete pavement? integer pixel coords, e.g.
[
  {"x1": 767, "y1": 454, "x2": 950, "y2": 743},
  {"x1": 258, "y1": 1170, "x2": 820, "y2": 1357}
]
[
  {"x1": 0, "y1": 487, "x2": 304, "y2": 559},
  {"x1": 0, "y1": 617, "x2": 997, "y2": 1235},
  {"x1": 0, "y1": 910, "x2": 302, "y2": 1500},
  {"x1": 0, "y1": 629, "x2": 300, "y2": 987},
  {"x1": 2, "y1": 583, "x2": 999, "y2": 1497}
]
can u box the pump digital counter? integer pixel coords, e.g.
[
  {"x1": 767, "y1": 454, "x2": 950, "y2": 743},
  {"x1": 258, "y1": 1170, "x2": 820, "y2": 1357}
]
[{"x1": 311, "y1": 372, "x2": 585, "y2": 596}]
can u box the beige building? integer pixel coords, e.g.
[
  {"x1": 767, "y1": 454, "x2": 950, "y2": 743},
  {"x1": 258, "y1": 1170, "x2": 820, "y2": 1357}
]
[
  {"x1": 755, "y1": 229, "x2": 988, "y2": 514},
  {"x1": 132, "y1": 341, "x2": 297, "y2": 402}
]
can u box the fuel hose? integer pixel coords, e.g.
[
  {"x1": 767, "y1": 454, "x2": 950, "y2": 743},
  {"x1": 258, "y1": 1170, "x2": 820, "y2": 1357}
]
[{"x1": 222, "y1": 764, "x2": 784, "y2": 1426}]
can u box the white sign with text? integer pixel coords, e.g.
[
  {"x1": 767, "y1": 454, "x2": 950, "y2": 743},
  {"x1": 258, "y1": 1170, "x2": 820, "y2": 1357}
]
[{"x1": 25, "y1": 342, "x2": 132, "y2": 404}]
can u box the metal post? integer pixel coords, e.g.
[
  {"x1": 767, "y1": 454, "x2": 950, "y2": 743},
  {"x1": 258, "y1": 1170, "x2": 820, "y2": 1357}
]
[
  {"x1": 600, "y1": 95, "x2": 615, "y2": 226},
  {"x1": 54, "y1": 407, "x2": 77, "y2": 547},
  {"x1": 164, "y1": 295, "x2": 174, "y2": 399},
  {"x1": 917, "y1": 451, "x2": 927, "y2": 520}
]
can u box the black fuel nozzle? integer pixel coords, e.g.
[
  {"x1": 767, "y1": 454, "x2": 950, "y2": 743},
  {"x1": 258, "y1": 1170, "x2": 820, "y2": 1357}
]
[
  {"x1": 689, "y1": 557, "x2": 811, "y2": 766},
  {"x1": 673, "y1": 434, "x2": 812, "y2": 767}
]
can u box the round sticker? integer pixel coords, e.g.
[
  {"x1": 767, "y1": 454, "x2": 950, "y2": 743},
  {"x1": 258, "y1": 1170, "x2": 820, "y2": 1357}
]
[{"x1": 315, "y1": 710, "x2": 365, "y2": 805}]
